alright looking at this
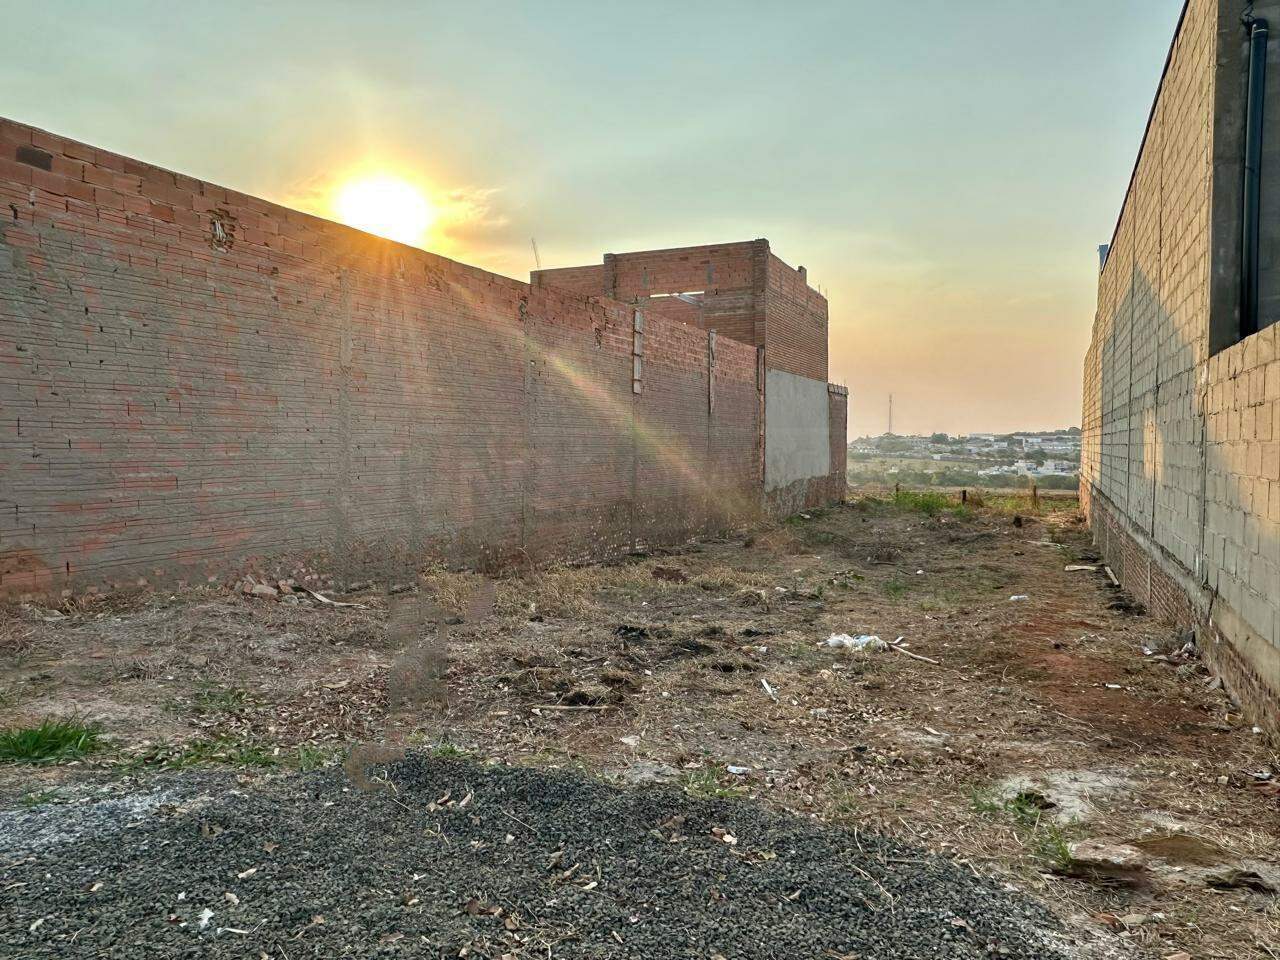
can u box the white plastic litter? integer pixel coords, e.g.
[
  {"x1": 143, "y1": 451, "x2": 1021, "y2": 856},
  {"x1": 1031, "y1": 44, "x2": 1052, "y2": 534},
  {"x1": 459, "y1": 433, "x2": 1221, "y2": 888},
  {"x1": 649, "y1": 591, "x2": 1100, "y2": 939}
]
[
  {"x1": 1008, "y1": 594, "x2": 1030, "y2": 601},
  {"x1": 825, "y1": 633, "x2": 888, "y2": 652},
  {"x1": 726, "y1": 765, "x2": 750, "y2": 775}
]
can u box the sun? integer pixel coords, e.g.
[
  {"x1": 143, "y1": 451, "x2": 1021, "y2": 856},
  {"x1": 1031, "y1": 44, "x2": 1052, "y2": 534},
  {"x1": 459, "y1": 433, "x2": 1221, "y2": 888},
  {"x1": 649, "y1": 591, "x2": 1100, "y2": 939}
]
[{"x1": 333, "y1": 174, "x2": 437, "y2": 247}]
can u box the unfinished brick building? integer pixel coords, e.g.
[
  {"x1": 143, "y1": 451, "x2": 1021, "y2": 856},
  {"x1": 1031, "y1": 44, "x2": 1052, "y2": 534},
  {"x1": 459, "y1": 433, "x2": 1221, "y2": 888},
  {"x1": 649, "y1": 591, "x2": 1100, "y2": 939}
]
[
  {"x1": 0, "y1": 117, "x2": 847, "y2": 598},
  {"x1": 535, "y1": 242, "x2": 845, "y2": 511},
  {"x1": 533, "y1": 240, "x2": 828, "y2": 383},
  {"x1": 1082, "y1": 0, "x2": 1280, "y2": 732}
]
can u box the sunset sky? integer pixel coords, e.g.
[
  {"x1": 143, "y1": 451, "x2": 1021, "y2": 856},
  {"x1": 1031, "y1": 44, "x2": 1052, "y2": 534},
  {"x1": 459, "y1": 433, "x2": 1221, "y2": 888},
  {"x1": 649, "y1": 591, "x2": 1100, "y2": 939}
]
[{"x1": 2, "y1": 0, "x2": 1184, "y2": 437}]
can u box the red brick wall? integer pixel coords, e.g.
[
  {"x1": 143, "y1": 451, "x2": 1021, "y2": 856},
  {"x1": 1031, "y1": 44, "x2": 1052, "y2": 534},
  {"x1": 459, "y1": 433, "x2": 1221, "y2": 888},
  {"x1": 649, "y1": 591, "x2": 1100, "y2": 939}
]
[
  {"x1": 765, "y1": 253, "x2": 827, "y2": 383},
  {"x1": 0, "y1": 117, "x2": 769, "y2": 597},
  {"x1": 532, "y1": 240, "x2": 830, "y2": 382},
  {"x1": 530, "y1": 264, "x2": 604, "y2": 297},
  {"x1": 610, "y1": 241, "x2": 762, "y2": 352}
]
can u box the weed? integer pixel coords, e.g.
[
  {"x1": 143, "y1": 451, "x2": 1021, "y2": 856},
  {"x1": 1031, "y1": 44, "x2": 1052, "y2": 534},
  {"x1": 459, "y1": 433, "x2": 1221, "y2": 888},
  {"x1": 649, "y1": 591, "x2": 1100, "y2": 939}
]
[
  {"x1": 883, "y1": 576, "x2": 910, "y2": 599},
  {"x1": 295, "y1": 744, "x2": 338, "y2": 772},
  {"x1": 190, "y1": 683, "x2": 250, "y2": 715},
  {"x1": 683, "y1": 769, "x2": 747, "y2": 800},
  {"x1": 0, "y1": 716, "x2": 103, "y2": 764},
  {"x1": 970, "y1": 787, "x2": 1050, "y2": 825},
  {"x1": 971, "y1": 785, "x2": 1078, "y2": 870},
  {"x1": 130, "y1": 736, "x2": 280, "y2": 770},
  {"x1": 892, "y1": 490, "x2": 952, "y2": 516},
  {"x1": 969, "y1": 787, "x2": 1005, "y2": 816},
  {"x1": 429, "y1": 742, "x2": 470, "y2": 760},
  {"x1": 828, "y1": 789, "x2": 862, "y2": 820},
  {"x1": 1005, "y1": 790, "x2": 1051, "y2": 826},
  {"x1": 20, "y1": 788, "x2": 61, "y2": 808},
  {"x1": 1031, "y1": 823, "x2": 1075, "y2": 871}
]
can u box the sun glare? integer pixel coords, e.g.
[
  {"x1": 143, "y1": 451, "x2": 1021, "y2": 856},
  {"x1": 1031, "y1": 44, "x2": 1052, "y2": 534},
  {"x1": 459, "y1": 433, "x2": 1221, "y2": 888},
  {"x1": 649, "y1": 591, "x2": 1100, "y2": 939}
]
[{"x1": 333, "y1": 175, "x2": 436, "y2": 247}]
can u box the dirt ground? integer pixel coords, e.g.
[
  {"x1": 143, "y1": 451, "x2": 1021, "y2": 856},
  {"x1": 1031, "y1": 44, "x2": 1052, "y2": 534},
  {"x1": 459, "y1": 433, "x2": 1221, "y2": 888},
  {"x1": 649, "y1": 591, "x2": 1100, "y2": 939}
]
[{"x1": 2, "y1": 492, "x2": 1277, "y2": 959}]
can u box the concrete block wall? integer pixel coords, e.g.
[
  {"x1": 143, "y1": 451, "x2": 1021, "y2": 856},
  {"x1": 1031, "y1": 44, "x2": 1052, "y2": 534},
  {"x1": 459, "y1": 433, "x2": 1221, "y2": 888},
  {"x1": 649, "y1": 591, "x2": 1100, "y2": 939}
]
[
  {"x1": 1082, "y1": 0, "x2": 1280, "y2": 733},
  {"x1": 0, "y1": 116, "x2": 808, "y2": 598}
]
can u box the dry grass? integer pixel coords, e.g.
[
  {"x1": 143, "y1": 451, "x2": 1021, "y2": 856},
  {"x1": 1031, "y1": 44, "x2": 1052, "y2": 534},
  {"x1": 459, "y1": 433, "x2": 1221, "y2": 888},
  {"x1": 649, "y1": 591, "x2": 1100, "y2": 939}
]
[{"x1": 2, "y1": 499, "x2": 1277, "y2": 957}]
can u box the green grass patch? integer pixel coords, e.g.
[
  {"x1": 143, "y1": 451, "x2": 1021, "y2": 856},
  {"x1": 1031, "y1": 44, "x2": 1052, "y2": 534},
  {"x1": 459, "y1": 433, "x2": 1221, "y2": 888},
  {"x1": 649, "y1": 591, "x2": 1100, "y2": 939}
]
[
  {"x1": 1030, "y1": 822, "x2": 1075, "y2": 871},
  {"x1": 970, "y1": 786, "x2": 1078, "y2": 870},
  {"x1": 892, "y1": 490, "x2": 952, "y2": 516},
  {"x1": 883, "y1": 575, "x2": 911, "y2": 598},
  {"x1": 127, "y1": 736, "x2": 280, "y2": 770},
  {"x1": 19, "y1": 788, "x2": 62, "y2": 808},
  {"x1": 429, "y1": 742, "x2": 470, "y2": 760},
  {"x1": 683, "y1": 769, "x2": 748, "y2": 800},
  {"x1": 294, "y1": 744, "x2": 339, "y2": 772},
  {"x1": 190, "y1": 683, "x2": 250, "y2": 715},
  {"x1": 0, "y1": 716, "x2": 103, "y2": 764}
]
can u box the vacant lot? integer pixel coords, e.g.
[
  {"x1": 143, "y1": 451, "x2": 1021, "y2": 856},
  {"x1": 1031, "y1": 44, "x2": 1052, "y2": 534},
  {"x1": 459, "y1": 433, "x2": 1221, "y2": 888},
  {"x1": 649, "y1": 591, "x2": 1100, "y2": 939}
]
[{"x1": 1, "y1": 493, "x2": 1276, "y2": 958}]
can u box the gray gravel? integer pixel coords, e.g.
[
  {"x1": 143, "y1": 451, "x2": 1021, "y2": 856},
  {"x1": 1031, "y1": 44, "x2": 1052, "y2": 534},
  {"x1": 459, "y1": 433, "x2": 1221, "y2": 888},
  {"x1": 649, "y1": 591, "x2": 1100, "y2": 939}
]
[{"x1": 1, "y1": 756, "x2": 1086, "y2": 958}]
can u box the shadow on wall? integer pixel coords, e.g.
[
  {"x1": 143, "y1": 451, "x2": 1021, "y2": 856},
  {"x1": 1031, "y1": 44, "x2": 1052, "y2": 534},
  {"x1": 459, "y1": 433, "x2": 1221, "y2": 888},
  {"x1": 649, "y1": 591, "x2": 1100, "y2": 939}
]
[{"x1": 1084, "y1": 266, "x2": 1280, "y2": 731}]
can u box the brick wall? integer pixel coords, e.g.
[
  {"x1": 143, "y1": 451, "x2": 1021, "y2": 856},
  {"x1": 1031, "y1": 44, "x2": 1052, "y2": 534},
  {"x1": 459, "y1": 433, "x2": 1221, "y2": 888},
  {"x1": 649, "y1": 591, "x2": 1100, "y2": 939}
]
[
  {"x1": 0, "y1": 117, "x2": 796, "y2": 598},
  {"x1": 764, "y1": 253, "x2": 827, "y2": 383},
  {"x1": 528, "y1": 264, "x2": 603, "y2": 298},
  {"x1": 532, "y1": 240, "x2": 828, "y2": 382},
  {"x1": 1082, "y1": 0, "x2": 1280, "y2": 734}
]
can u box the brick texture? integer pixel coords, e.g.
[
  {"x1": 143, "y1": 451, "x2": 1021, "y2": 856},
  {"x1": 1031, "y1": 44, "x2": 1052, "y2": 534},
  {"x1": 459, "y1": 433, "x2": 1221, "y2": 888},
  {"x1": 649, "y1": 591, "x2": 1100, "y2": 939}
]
[
  {"x1": 0, "y1": 117, "x2": 851, "y2": 598},
  {"x1": 1081, "y1": 0, "x2": 1280, "y2": 734},
  {"x1": 533, "y1": 240, "x2": 828, "y2": 382}
]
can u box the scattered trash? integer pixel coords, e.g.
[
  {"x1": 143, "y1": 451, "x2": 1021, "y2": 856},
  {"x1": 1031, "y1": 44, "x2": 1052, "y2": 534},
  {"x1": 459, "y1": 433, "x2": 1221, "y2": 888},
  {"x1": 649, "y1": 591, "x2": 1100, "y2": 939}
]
[
  {"x1": 1064, "y1": 564, "x2": 1099, "y2": 573},
  {"x1": 825, "y1": 633, "x2": 887, "y2": 652},
  {"x1": 726, "y1": 765, "x2": 750, "y2": 776},
  {"x1": 303, "y1": 588, "x2": 367, "y2": 609},
  {"x1": 760, "y1": 678, "x2": 779, "y2": 702},
  {"x1": 1103, "y1": 566, "x2": 1120, "y2": 587},
  {"x1": 198, "y1": 908, "x2": 215, "y2": 930},
  {"x1": 1008, "y1": 595, "x2": 1029, "y2": 602},
  {"x1": 888, "y1": 636, "x2": 941, "y2": 665}
]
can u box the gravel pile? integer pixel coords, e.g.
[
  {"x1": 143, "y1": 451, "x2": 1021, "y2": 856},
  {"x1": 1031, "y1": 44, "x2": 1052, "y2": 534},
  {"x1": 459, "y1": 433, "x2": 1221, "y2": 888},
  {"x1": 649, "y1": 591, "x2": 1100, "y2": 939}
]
[{"x1": 1, "y1": 756, "x2": 1084, "y2": 958}]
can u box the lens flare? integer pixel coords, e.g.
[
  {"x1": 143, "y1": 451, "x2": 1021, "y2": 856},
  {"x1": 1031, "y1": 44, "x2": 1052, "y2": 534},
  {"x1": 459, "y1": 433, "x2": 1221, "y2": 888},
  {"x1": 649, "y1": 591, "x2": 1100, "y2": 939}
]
[{"x1": 333, "y1": 175, "x2": 436, "y2": 247}]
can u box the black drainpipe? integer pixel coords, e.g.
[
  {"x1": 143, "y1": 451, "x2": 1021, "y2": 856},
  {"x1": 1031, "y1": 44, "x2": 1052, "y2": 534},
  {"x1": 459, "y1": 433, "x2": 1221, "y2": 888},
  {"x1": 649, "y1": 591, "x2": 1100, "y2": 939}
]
[{"x1": 1241, "y1": 16, "x2": 1269, "y2": 338}]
